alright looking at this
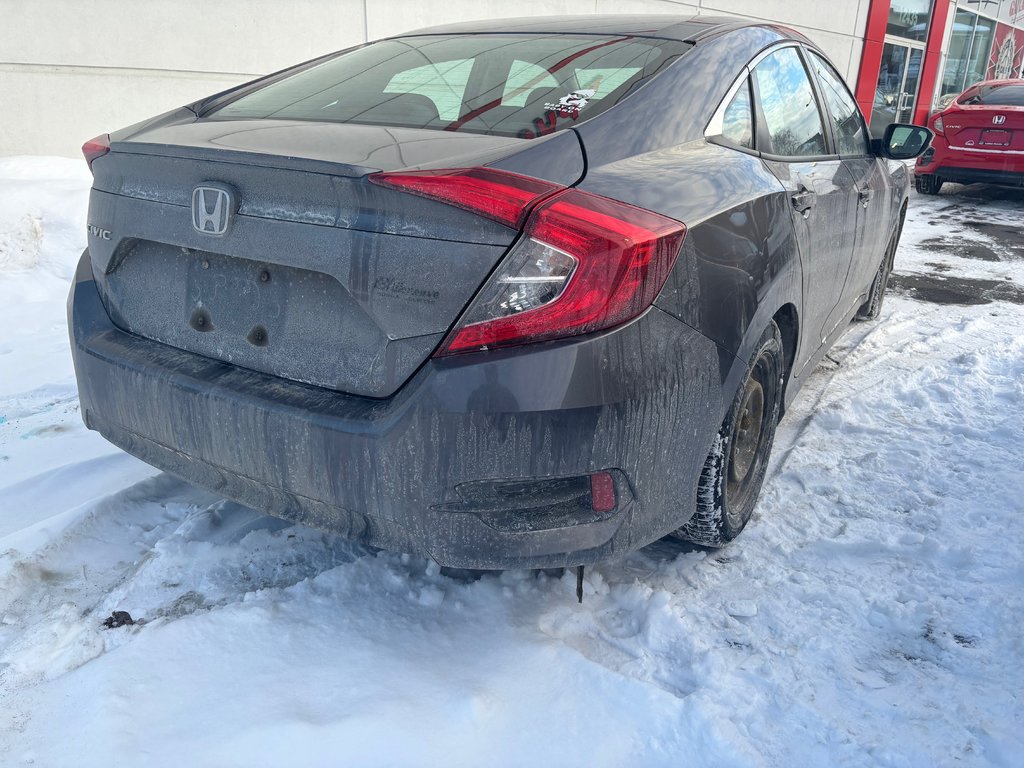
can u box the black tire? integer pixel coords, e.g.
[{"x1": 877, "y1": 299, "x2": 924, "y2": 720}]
[
  {"x1": 915, "y1": 174, "x2": 943, "y2": 195},
  {"x1": 856, "y1": 230, "x2": 897, "y2": 321},
  {"x1": 676, "y1": 321, "x2": 784, "y2": 547}
]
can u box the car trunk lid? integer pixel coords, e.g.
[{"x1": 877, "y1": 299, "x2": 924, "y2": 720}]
[
  {"x1": 87, "y1": 118, "x2": 584, "y2": 397},
  {"x1": 941, "y1": 106, "x2": 1024, "y2": 151}
]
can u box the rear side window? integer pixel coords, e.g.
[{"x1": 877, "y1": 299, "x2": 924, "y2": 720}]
[
  {"x1": 211, "y1": 35, "x2": 691, "y2": 138},
  {"x1": 808, "y1": 51, "x2": 869, "y2": 156},
  {"x1": 753, "y1": 47, "x2": 828, "y2": 157},
  {"x1": 958, "y1": 84, "x2": 1024, "y2": 107},
  {"x1": 708, "y1": 78, "x2": 754, "y2": 149}
]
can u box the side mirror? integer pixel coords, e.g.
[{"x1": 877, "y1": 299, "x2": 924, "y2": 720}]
[{"x1": 872, "y1": 123, "x2": 933, "y2": 160}]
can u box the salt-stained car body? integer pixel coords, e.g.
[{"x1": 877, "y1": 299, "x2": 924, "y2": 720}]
[
  {"x1": 916, "y1": 78, "x2": 1024, "y2": 193},
  {"x1": 69, "y1": 15, "x2": 930, "y2": 569}
]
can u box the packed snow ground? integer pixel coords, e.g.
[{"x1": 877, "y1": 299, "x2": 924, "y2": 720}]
[{"x1": 0, "y1": 157, "x2": 1022, "y2": 767}]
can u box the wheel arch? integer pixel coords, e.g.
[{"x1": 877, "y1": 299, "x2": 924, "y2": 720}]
[
  {"x1": 772, "y1": 303, "x2": 799, "y2": 416},
  {"x1": 719, "y1": 291, "x2": 801, "y2": 424},
  {"x1": 896, "y1": 197, "x2": 908, "y2": 241},
  {"x1": 886, "y1": 197, "x2": 908, "y2": 271}
]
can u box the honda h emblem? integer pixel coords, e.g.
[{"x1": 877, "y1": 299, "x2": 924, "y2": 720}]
[
  {"x1": 992, "y1": 115, "x2": 1006, "y2": 125},
  {"x1": 191, "y1": 185, "x2": 235, "y2": 235}
]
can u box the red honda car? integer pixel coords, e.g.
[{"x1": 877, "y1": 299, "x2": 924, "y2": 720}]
[{"x1": 915, "y1": 78, "x2": 1024, "y2": 194}]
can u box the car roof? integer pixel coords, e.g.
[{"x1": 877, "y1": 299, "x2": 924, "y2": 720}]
[{"x1": 398, "y1": 14, "x2": 749, "y2": 42}]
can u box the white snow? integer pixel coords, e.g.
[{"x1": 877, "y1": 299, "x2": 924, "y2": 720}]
[{"x1": 0, "y1": 158, "x2": 1022, "y2": 767}]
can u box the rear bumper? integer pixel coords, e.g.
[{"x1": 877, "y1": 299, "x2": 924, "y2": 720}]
[
  {"x1": 69, "y1": 251, "x2": 724, "y2": 569},
  {"x1": 917, "y1": 142, "x2": 1024, "y2": 187}
]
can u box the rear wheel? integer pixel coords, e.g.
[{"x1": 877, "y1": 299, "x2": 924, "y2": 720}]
[
  {"x1": 856, "y1": 231, "x2": 897, "y2": 321},
  {"x1": 676, "y1": 321, "x2": 783, "y2": 547},
  {"x1": 915, "y1": 174, "x2": 943, "y2": 195}
]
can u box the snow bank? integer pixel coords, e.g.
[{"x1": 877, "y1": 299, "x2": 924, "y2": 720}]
[{"x1": 0, "y1": 157, "x2": 90, "y2": 278}]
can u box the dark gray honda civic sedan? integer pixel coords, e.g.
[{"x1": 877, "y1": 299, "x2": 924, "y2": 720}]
[{"x1": 70, "y1": 15, "x2": 931, "y2": 569}]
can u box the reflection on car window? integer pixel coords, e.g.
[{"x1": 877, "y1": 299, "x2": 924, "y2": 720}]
[
  {"x1": 809, "y1": 52, "x2": 869, "y2": 156},
  {"x1": 720, "y1": 79, "x2": 754, "y2": 149},
  {"x1": 502, "y1": 61, "x2": 560, "y2": 106},
  {"x1": 385, "y1": 60, "x2": 473, "y2": 121},
  {"x1": 574, "y1": 67, "x2": 643, "y2": 97},
  {"x1": 754, "y1": 47, "x2": 827, "y2": 157}
]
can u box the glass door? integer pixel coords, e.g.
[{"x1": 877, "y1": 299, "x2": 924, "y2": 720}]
[
  {"x1": 871, "y1": 41, "x2": 925, "y2": 137},
  {"x1": 900, "y1": 47, "x2": 923, "y2": 121}
]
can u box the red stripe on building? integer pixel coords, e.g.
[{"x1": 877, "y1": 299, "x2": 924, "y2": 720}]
[
  {"x1": 914, "y1": 0, "x2": 955, "y2": 124},
  {"x1": 855, "y1": 0, "x2": 893, "y2": 122}
]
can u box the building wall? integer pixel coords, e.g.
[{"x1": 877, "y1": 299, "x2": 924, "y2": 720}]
[{"x1": 0, "y1": 0, "x2": 871, "y2": 157}]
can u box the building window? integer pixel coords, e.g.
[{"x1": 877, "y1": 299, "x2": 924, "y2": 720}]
[
  {"x1": 939, "y1": 9, "x2": 996, "y2": 103},
  {"x1": 887, "y1": 0, "x2": 933, "y2": 42}
]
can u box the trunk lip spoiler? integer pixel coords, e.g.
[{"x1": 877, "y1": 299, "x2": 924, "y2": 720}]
[{"x1": 105, "y1": 141, "x2": 377, "y2": 179}]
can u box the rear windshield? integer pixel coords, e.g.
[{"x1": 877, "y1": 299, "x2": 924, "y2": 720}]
[
  {"x1": 958, "y1": 84, "x2": 1024, "y2": 107},
  {"x1": 209, "y1": 35, "x2": 690, "y2": 138}
]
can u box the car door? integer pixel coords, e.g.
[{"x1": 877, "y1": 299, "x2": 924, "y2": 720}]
[
  {"x1": 806, "y1": 49, "x2": 891, "y2": 316},
  {"x1": 751, "y1": 45, "x2": 859, "y2": 366}
]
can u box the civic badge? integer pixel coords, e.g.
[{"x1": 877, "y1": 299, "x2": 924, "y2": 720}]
[
  {"x1": 992, "y1": 115, "x2": 1006, "y2": 125},
  {"x1": 191, "y1": 185, "x2": 236, "y2": 236}
]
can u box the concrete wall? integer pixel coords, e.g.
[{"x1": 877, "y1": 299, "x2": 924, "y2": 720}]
[{"x1": 0, "y1": 0, "x2": 871, "y2": 157}]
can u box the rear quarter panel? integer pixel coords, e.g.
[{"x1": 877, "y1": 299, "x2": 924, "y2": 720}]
[
  {"x1": 576, "y1": 141, "x2": 800, "y2": 395},
  {"x1": 577, "y1": 66, "x2": 803, "y2": 419}
]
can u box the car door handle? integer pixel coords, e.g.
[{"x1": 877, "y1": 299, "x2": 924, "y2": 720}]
[
  {"x1": 791, "y1": 189, "x2": 816, "y2": 217},
  {"x1": 858, "y1": 188, "x2": 874, "y2": 207}
]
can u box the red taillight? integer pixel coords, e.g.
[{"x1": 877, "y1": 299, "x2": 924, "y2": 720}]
[
  {"x1": 932, "y1": 114, "x2": 944, "y2": 135},
  {"x1": 82, "y1": 134, "x2": 110, "y2": 173},
  {"x1": 368, "y1": 167, "x2": 562, "y2": 229},
  {"x1": 438, "y1": 187, "x2": 686, "y2": 355}
]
